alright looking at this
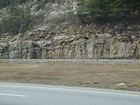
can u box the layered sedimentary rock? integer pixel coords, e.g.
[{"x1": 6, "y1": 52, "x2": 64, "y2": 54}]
[{"x1": 1, "y1": 33, "x2": 140, "y2": 59}]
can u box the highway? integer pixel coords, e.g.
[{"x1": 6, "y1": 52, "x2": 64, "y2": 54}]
[{"x1": 0, "y1": 82, "x2": 140, "y2": 105}]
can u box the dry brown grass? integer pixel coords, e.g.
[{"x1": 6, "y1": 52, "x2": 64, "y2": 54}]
[{"x1": 0, "y1": 61, "x2": 140, "y2": 91}]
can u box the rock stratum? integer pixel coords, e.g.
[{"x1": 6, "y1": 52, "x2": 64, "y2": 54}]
[{"x1": 0, "y1": 0, "x2": 140, "y2": 59}]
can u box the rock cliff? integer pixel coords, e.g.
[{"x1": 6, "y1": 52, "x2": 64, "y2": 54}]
[{"x1": 0, "y1": 0, "x2": 140, "y2": 59}]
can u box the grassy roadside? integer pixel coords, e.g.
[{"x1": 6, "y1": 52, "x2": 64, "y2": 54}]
[{"x1": 0, "y1": 60, "x2": 140, "y2": 91}]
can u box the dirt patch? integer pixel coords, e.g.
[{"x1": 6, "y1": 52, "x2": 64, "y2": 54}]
[{"x1": 0, "y1": 60, "x2": 140, "y2": 91}]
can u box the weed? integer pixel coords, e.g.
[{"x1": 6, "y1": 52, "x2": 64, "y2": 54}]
[{"x1": 0, "y1": 60, "x2": 4, "y2": 64}]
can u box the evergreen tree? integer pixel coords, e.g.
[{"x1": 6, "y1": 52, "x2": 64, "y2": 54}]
[{"x1": 76, "y1": 0, "x2": 140, "y2": 22}]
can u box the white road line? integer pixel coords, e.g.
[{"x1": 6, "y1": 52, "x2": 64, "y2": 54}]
[{"x1": 0, "y1": 93, "x2": 27, "y2": 97}]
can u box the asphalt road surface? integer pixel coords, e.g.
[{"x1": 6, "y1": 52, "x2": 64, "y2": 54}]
[{"x1": 0, "y1": 82, "x2": 140, "y2": 105}]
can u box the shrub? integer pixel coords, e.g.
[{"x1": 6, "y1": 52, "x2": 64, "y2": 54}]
[
  {"x1": 37, "y1": 0, "x2": 55, "y2": 10},
  {"x1": 0, "y1": 6, "x2": 33, "y2": 34},
  {"x1": 0, "y1": 0, "x2": 13, "y2": 7},
  {"x1": 0, "y1": 0, "x2": 28, "y2": 7},
  {"x1": 18, "y1": 0, "x2": 29, "y2": 4},
  {"x1": 76, "y1": 0, "x2": 140, "y2": 23}
]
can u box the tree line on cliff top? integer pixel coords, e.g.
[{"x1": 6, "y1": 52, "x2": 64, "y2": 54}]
[{"x1": 76, "y1": 0, "x2": 140, "y2": 23}]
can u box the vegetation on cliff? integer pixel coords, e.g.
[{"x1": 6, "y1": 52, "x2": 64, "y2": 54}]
[
  {"x1": 76, "y1": 0, "x2": 140, "y2": 22},
  {"x1": 0, "y1": 0, "x2": 55, "y2": 8},
  {"x1": 0, "y1": 0, "x2": 57, "y2": 34},
  {"x1": 0, "y1": 6, "x2": 33, "y2": 34},
  {"x1": 0, "y1": 0, "x2": 139, "y2": 34},
  {"x1": 0, "y1": 0, "x2": 28, "y2": 7}
]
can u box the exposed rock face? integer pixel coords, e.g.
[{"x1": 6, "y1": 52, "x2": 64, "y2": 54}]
[
  {"x1": 1, "y1": 33, "x2": 140, "y2": 59},
  {"x1": 0, "y1": 0, "x2": 140, "y2": 59}
]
